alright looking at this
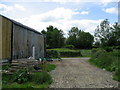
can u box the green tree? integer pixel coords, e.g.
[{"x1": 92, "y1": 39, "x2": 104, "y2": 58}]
[
  {"x1": 66, "y1": 27, "x2": 94, "y2": 49},
  {"x1": 94, "y1": 19, "x2": 120, "y2": 47},
  {"x1": 94, "y1": 19, "x2": 112, "y2": 47},
  {"x1": 77, "y1": 31, "x2": 94, "y2": 49},
  {"x1": 111, "y1": 22, "x2": 120, "y2": 46},
  {"x1": 41, "y1": 25, "x2": 65, "y2": 48},
  {"x1": 66, "y1": 27, "x2": 79, "y2": 48}
]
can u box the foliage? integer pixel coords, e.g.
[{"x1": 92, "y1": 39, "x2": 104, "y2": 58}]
[
  {"x1": 111, "y1": 22, "x2": 120, "y2": 46},
  {"x1": 31, "y1": 72, "x2": 52, "y2": 84},
  {"x1": 66, "y1": 27, "x2": 94, "y2": 49},
  {"x1": 46, "y1": 50, "x2": 60, "y2": 58},
  {"x1": 94, "y1": 19, "x2": 111, "y2": 46},
  {"x1": 41, "y1": 25, "x2": 65, "y2": 48},
  {"x1": 80, "y1": 49, "x2": 92, "y2": 57},
  {"x1": 89, "y1": 49, "x2": 120, "y2": 82},
  {"x1": 48, "y1": 48, "x2": 82, "y2": 57},
  {"x1": 64, "y1": 45, "x2": 75, "y2": 49},
  {"x1": 113, "y1": 67, "x2": 120, "y2": 82},
  {"x1": 12, "y1": 68, "x2": 31, "y2": 84},
  {"x1": 45, "y1": 64, "x2": 56, "y2": 72},
  {"x1": 2, "y1": 63, "x2": 56, "y2": 88},
  {"x1": 94, "y1": 19, "x2": 120, "y2": 47},
  {"x1": 2, "y1": 64, "x2": 11, "y2": 70},
  {"x1": 103, "y1": 47, "x2": 113, "y2": 52},
  {"x1": 3, "y1": 82, "x2": 49, "y2": 88}
]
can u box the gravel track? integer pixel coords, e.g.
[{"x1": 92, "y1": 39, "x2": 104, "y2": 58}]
[{"x1": 49, "y1": 58, "x2": 119, "y2": 88}]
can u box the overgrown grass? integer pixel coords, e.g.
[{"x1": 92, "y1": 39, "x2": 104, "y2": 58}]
[
  {"x1": 46, "y1": 64, "x2": 56, "y2": 72},
  {"x1": 89, "y1": 49, "x2": 120, "y2": 82},
  {"x1": 80, "y1": 49, "x2": 91, "y2": 57},
  {"x1": 3, "y1": 82, "x2": 49, "y2": 88},
  {"x1": 2, "y1": 63, "x2": 56, "y2": 88}
]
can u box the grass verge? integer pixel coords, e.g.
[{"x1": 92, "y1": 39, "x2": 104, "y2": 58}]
[{"x1": 89, "y1": 49, "x2": 120, "y2": 82}]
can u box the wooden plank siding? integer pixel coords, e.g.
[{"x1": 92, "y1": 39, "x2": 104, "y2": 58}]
[
  {"x1": 0, "y1": 16, "x2": 2, "y2": 59},
  {"x1": 0, "y1": 15, "x2": 45, "y2": 60},
  {"x1": 1, "y1": 16, "x2": 12, "y2": 60},
  {"x1": 12, "y1": 24, "x2": 45, "y2": 59}
]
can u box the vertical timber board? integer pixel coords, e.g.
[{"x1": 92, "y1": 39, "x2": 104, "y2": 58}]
[
  {"x1": 2, "y1": 17, "x2": 12, "y2": 60},
  {"x1": 7, "y1": 18, "x2": 12, "y2": 59},
  {"x1": 13, "y1": 24, "x2": 30, "y2": 59},
  {"x1": 12, "y1": 23, "x2": 45, "y2": 59},
  {"x1": 40, "y1": 35, "x2": 44, "y2": 57},
  {"x1": 0, "y1": 16, "x2": 2, "y2": 59}
]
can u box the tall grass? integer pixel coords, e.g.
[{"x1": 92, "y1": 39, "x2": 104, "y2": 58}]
[{"x1": 89, "y1": 49, "x2": 120, "y2": 82}]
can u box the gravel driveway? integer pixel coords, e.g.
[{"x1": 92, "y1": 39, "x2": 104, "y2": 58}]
[{"x1": 49, "y1": 58, "x2": 119, "y2": 88}]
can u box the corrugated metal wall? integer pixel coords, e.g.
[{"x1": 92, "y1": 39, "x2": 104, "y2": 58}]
[{"x1": 12, "y1": 24, "x2": 44, "y2": 59}]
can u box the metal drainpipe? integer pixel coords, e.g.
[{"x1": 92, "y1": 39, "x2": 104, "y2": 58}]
[{"x1": 32, "y1": 46, "x2": 35, "y2": 59}]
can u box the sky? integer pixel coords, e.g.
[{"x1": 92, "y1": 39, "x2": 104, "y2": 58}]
[{"x1": 0, "y1": 0, "x2": 119, "y2": 36}]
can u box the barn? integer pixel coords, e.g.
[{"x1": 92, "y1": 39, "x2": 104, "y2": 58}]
[{"x1": 0, "y1": 15, "x2": 45, "y2": 62}]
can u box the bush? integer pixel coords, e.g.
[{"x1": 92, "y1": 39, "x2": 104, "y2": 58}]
[
  {"x1": 114, "y1": 46, "x2": 120, "y2": 50},
  {"x1": 46, "y1": 64, "x2": 56, "y2": 72},
  {"x1": 48, "y1": 48, "x2": 82, "y2": 57},
  {"x1": 113, "y1": 67, "x2": 120, "y2": 81},
  {"x1": 13, "y1": 68, "x2": 30, "y2": 84},
  {"x1": 89, "y1": 49, "x2": 120, "y2": 82},
  {"x1": 46, "y1": 50, "x2": 60, "y2": 58},
  {"x1": 32, "y1": 72, "x2": 52, "y2": 84},
  {"x1": 64, "y1": 45, "x2": 74, "y2": 49},
  {"x1": 2, "y1": 64, "x2": 11, "y2": 70},
  {"x1": 59, "y1": 50, "x2": 82, "y2": 57},
  {"x1": 103, "y1": 47, "x2": 113, "y2": 52}
]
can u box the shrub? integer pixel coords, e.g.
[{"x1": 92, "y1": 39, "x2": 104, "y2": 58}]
[
  {"x1": 64, "y1": 45, "x2": 75, "y2": 49},
  {"x1": 113, "y1": 67, "x2": 120, "y2": 81},
  {"x1": 114, "y1": 46, "x2": 120, "y2": 50},
  {"x1": 32, "y1": 72, "x2": 52, "y2": 84},
  {"x1": 48, "y1": 48, "x2": 82, "y2": 57},
  {"x1": 59, "y1": 50, "x2": 82, "y2": 57},
  {"x1": 46, "y1": 64, "x2": 56, "y2": 72},
  {"x1": 12, "y1": 68, "x2": 31, "y2": 84},
  {"x1": 46, "y1": 50, "x2": 60, "y2": 58},
  {"x1": 89, "y1": 49, "x2": 120, "y2": 82},
  {"x1": 103, "y1": 47, "x2": 113, "y2": 52},
  {"x1": 2, "y1": 64, "x2": 11, "y2": 70}
]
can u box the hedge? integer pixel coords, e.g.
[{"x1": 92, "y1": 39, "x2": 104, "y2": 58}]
[
  {"x1": 47, "y1": 49, "x2": 82, "y2": 57},
  {"x1": 46, "y1": 50, "x2": 60, "y2": 58}
]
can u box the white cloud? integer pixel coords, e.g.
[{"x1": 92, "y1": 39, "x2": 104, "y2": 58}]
[
  {"x1": 15, "y1": 7, "x2": 102, "y2": 36},
  {"x1": 14, "y1": 4, "x2": 26, "y2": 11},
  {"x1": 80, "y1": 11, "x2": 89, "y2": 15},
  {"x1": 0, "y1": 3, "x2": 13, "y2": 13},
  {"x1": 103, "y1": 7, "x2": 117, "y2": 14},
  {"x1": 100, "y1": 0, "x2": 118, "y2": 6},
  {"x1": 0, "y1": 3, "x2": 26, "y2": 13},
  {"x1": 1, "y1": 0, "x2": 119, "y2": 2}
]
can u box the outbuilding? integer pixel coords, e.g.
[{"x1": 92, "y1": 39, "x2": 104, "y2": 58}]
[{"x1": 0, "y1": 15, "x2": 45, "y2": 61}]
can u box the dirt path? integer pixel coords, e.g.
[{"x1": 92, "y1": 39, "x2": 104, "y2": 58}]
[{"x1": 49, "y1": 58, "x2": 119, "y2": 88}]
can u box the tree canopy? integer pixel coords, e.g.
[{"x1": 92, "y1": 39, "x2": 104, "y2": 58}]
[
  {"x1": 94, "y1": 19, "x2": 120, "y2": 47},
  {"x1": 41, "y1": 25, "x2": 65, "y2": 48},
  {"x1": 66, "y1": 27, "x2": 94, "y2": 49}
]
